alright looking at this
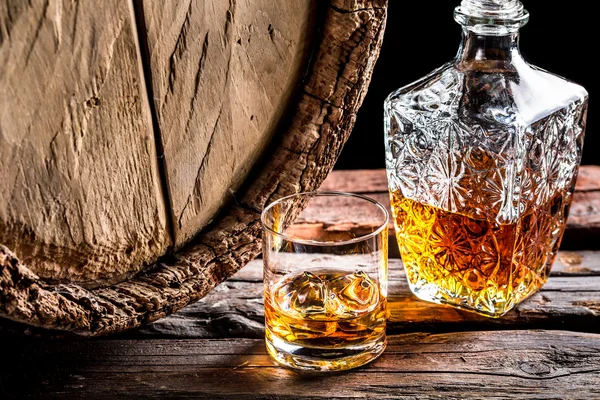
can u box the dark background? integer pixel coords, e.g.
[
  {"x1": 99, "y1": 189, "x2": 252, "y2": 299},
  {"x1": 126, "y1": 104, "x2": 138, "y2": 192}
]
[{"x1": 335, "y1": 2, "x2": 596, "y2": 169}]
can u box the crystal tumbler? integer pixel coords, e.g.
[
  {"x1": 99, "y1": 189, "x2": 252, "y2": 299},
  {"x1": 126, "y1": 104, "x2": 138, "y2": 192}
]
[{"x1": 262, "y1": 192, "x2": 389, "y2": 371}]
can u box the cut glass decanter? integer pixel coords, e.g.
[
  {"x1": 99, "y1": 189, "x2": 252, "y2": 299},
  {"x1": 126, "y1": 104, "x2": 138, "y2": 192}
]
[{"x1": 384, "y1": 0, "x2": 588, "y2": 317}]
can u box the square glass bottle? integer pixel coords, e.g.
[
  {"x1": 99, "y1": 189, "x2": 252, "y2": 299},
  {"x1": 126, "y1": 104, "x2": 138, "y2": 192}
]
[{"x1": 384, "y1": 0, "x2": 588, "y2": 317}]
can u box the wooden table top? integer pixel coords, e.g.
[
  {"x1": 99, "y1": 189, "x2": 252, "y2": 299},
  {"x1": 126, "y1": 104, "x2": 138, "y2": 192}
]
[{"x1": 2, "y1": 167, "x2": 600, "y2": 399}]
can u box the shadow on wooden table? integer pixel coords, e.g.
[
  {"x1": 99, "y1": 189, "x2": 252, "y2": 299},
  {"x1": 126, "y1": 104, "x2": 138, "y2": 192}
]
[{"x1": 2, "y1": 331, "x2": 600, "y2": 399}]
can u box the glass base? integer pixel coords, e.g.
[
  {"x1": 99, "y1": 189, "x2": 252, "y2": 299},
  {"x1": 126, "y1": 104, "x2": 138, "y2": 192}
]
[
  {"x1": 265, "y1": 328, "x2": 386, "y2": 371},
  {"x1": 408, "y1": 281, "x2": 538, "y2": 318}
]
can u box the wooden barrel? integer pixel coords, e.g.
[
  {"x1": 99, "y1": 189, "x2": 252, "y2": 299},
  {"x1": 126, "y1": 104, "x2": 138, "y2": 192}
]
[{"x1": 0, "y1": 0, "x2": 387, "y2": 335}]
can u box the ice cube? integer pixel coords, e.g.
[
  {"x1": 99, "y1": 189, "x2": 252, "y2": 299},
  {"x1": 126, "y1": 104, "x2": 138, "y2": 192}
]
[
  {"x1": 326, "y1": 271, "x2": 379, "y2": 318},
  {"x1": 273, "y1": 271, "x2": 326, "y2": 317}
]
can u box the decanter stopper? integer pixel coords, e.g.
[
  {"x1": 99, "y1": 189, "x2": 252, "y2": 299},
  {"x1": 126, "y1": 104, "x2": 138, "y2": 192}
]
[{"x1": 455, "y1": 0, "x2": 529, "y2": 32}]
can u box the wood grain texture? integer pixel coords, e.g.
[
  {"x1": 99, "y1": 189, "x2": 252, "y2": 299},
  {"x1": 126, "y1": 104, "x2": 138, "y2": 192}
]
[
  {"x1": 0, "y1": 1, "x2": 388, "y2": 335},
  {"x1": 1, "y1": 330, "x2": 599, "y2": 399},
  {"x1": 315, "y1": 167, "x2": 600, "y2": 254},
  {"x1": 239, "y1": 2, "x2": 388, "y2": 212},
  {"x1": 140, "y1": 0, "x2": 318, "y2": 246},
  {"x1": 129, "y1": 254, "x2": 600, "y2": 339},
  {"x1": 575, "y1": 165, "x2": 600, "y2": 191},
  {"x1": 0, "y1": 0, "x2": 170, "y2": 286},
  {"x1": 321, "y1": 166, "x2": 600, "y2": 194}
]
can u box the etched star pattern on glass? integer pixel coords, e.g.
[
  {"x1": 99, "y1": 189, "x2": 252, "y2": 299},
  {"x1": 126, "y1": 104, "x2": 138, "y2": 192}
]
[{"x1": 385, "y1": 0, "x2": 588, "y2": 317}]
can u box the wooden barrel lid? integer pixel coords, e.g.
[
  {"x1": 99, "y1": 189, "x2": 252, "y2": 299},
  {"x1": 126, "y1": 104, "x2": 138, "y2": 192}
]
[{"x1": 0, "y1": 0, "x2": 387, "y2": 335}]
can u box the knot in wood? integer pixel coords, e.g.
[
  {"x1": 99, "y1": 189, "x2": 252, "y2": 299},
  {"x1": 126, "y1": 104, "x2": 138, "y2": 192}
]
[{"x1": 519, "y1": 361, "x2": 553, "y2": 376}]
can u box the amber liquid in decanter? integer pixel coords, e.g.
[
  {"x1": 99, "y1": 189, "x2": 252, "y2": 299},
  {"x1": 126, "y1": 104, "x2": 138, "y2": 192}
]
[
  {"x1": 390, "y1": 188, "x2": 570, "y2": 317},
  {"x1": 384, "y1": 0, "x2": 588, "y2": 317}
]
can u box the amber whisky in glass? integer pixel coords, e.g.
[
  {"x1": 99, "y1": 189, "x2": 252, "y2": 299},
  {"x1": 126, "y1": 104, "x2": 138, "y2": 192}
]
[{"x1": 262, "y1": 192, "x2": 388, "y2": 371}]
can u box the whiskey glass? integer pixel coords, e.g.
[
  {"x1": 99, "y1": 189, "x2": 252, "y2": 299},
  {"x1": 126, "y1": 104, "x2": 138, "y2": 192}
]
[{"x1": 261, "y1": 192, "x2": 389, "y2": 371}]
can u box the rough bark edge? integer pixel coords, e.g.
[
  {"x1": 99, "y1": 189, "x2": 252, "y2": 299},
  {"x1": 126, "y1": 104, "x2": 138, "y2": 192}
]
[{"x1": 0, "y1": 1, "x2": 388, "y2": 335}]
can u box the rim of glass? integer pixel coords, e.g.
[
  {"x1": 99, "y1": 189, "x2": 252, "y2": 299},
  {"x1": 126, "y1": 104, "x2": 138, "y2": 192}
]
[{"x1": 261, "y1": 191, "x2": 389, "y2": 247}]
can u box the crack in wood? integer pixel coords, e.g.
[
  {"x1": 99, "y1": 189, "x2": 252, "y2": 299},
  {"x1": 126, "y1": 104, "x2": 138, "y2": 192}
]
[
  {"x1": 180, "y1": 31, "x2": 209, "y2": 144},
  {"x1": 302, "y1": 89, "x2": 342, "y2": 109},
  {"x1": 224, "y1": 0, "x2": 237, "y2": 40},
  {"x1": 130, "y1": 0, "x2": 177, "y2": 247},
  {"x1": 166, "y1": 0, "x2": 193, "y2": 96},
  {"x1": 24, "y1": 0, "x2": 49, "y2": 67},
  {"x1": 178, "y1": 98, "x2": 224, "y2": 231},
  {"x1": 70, "y1": 0, "x2": 80, "y2": 41}
]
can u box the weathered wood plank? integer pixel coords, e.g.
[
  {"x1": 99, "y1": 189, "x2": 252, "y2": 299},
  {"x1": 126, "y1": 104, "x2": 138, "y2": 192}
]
[
  {"x1": 323, "y1": 165, "x2": 600, "y2": 194},
  {"x1": 139, "y1": 0, "x2": 318, "y2": 247},
  {"x1": 0, "y1": 0, "x2": 170, "y2": 286},
  {"x1": 320, "y1": 168, "x2": 389, "y2": 193},
  {"x1": 555, "y1": 251, "x2": 600, "y2": 275},
  {"x1": 230, "y1": 250, "x2": 600, "y2": 279},
  {"x1": 575, "y1": 165, "x2": 600, "y2": 191},
  {"x1": 129, "y1": 255, "x2": 600, "y2": 339},
  {"x1": 4, "y1": 251, "x2": 597, "y2": 338},
  {"x1": 316, "y1": 166, "x2": 600, "y2": 252},
  {"x1": 1, "y1": 331, "x2": 599, "y2": 399},
  {"x1": 567, "y1": 191, "x2": 600, "y2": 248}
]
